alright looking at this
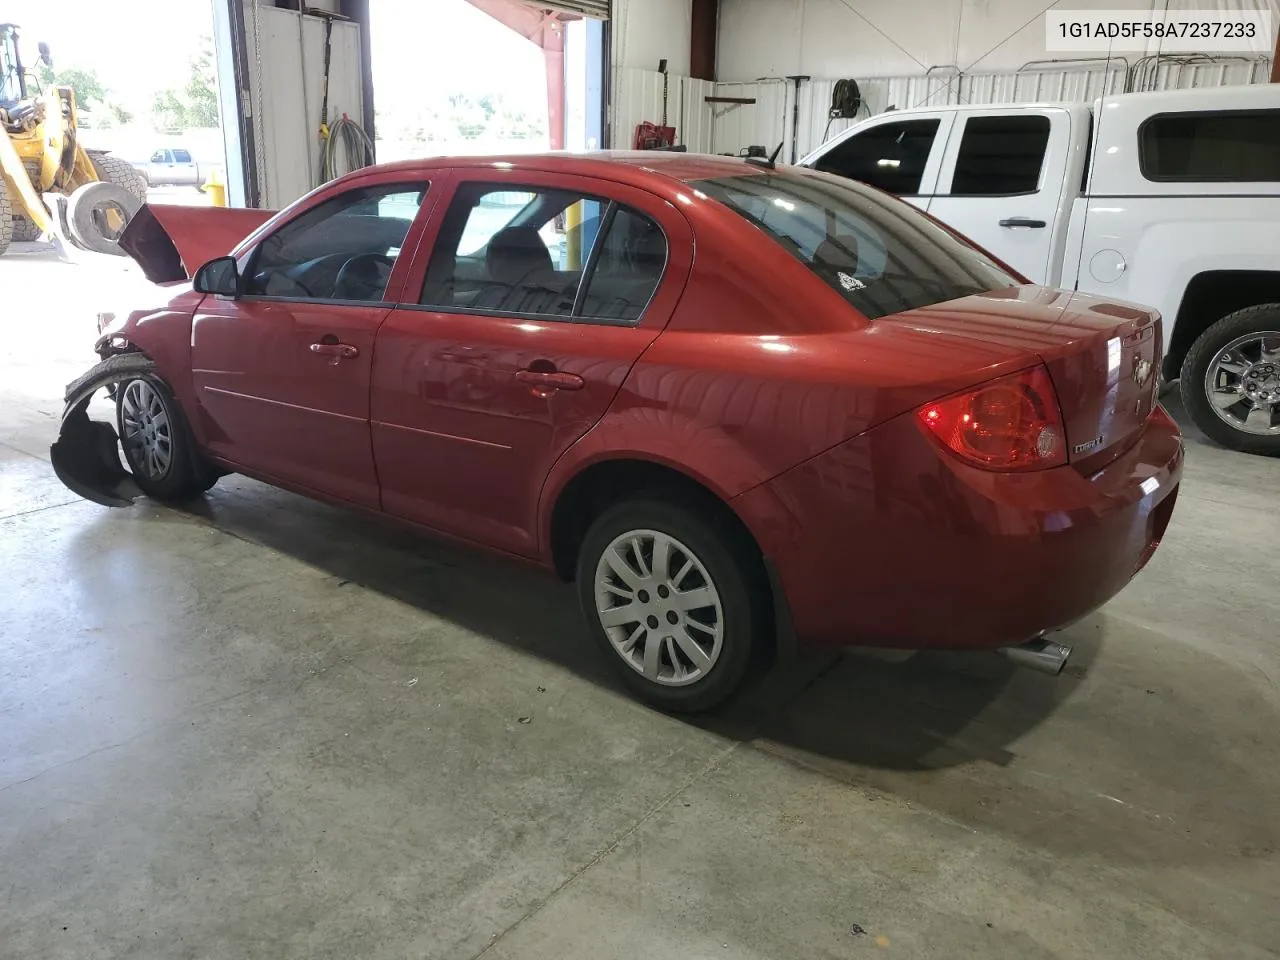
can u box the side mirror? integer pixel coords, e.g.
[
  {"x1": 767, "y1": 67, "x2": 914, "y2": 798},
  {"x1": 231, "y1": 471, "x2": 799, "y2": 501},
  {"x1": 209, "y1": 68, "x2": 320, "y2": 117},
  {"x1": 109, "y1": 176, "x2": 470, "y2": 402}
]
[
  {"x1": 37, "y1": 42, "x2": 52, "y2": 67},
  {"x1": 193, "y1": 256, "x2": 240, "y2": 297}
]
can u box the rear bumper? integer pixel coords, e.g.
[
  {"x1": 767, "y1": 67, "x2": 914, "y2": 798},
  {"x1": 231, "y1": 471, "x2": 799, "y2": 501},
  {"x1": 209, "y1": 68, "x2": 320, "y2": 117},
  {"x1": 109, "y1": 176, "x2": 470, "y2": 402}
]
[{"x1": 734, "y1": 405, "x2": 1184, "y2": 650}]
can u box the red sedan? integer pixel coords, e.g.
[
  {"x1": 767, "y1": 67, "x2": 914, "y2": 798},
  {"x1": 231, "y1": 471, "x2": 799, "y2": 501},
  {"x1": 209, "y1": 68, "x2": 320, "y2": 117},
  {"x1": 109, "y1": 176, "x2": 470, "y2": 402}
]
[{"x1": 52, "y1": 153, "x2": 1183, "y2": 711}]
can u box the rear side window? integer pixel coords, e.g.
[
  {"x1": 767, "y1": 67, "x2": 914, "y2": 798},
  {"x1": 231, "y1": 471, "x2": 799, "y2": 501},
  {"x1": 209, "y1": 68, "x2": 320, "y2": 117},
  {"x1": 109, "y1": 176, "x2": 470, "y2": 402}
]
[
  {"x1": 695, "y1": 172, "x2": 1018, "y2": 321},
  {"x1": 1140, "y1": 110, "x2": 1280, "y2": 182},
  {"x1": 419, "y1": 182, "x2": 666, "y2": 325},
  {"x1": 173, "y1": 149, "x2": 193, "y2": 163},
  {"x1": 812, "y1": 119, "x2": 940, "y2": 195},
  {"x1": 949, "y1": 115, "x2": 1050, "y2": 196}
]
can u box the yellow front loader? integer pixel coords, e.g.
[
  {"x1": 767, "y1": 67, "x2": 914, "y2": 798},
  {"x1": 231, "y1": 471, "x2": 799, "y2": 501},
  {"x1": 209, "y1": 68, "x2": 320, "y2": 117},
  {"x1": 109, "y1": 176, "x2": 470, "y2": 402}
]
[{"x1": 0, "y1": 22, "x2": 146, "y2": 257}]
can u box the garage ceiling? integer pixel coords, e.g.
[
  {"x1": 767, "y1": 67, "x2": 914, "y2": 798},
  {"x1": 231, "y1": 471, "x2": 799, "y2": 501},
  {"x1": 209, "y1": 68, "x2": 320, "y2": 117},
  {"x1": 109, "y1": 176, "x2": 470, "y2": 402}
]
[{"x1": 529, "y1": 0, "x2": 610, "y2": 18}]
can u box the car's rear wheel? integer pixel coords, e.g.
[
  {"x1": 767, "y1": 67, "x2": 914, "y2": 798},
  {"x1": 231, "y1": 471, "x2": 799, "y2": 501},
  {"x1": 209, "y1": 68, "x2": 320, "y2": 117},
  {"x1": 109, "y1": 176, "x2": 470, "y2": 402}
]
[
  {"x1": 1180, "y1": 304, "x2": 1280, "y2": 456},
  {"x1": 576, "y1": 500, "x2": 767, "y2": 712},
  {"x1": 116, "y1": 377, "x2": 219, "y2": 501}
]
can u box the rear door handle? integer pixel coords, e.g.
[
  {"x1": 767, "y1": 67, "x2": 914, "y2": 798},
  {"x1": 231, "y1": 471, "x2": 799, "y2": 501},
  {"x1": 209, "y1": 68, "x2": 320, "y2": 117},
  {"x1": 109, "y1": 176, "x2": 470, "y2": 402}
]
[
  {"x1": 515, "y1": 369, "x2": 585, "y2": 394},
  {"x1": 310, "y1": 342, "x2": 359, "y2": 359},
  {"x1": 999, "y1": 217, "x2": 1047, "y2": 228}
]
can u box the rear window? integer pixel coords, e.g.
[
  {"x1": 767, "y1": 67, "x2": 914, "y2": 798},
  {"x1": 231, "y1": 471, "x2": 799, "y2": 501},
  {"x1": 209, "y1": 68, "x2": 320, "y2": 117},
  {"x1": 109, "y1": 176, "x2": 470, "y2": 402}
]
[
  {"x1": 1140, "y1": 110, "x2": 1280, "y2": 182},
  {"x1": 949, "y1": 115, "x2": 1050, "y2": 196},
  {"x1": 694, "y1": 171, "x2": 1018, "y2": 321}
]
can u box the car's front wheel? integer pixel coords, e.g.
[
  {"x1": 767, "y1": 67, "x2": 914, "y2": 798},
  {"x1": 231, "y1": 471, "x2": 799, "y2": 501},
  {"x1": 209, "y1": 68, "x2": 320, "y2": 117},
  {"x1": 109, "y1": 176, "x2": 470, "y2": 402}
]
[
  {"x1": 576, "y1": 499, "x2": 768, "y2": 712},
  {"x1": 116, "y1": 377, "x2": 219, "y2": 501},
  {"x1": 1180, "y1": 304, "x2": 1280, "y2": 456}
]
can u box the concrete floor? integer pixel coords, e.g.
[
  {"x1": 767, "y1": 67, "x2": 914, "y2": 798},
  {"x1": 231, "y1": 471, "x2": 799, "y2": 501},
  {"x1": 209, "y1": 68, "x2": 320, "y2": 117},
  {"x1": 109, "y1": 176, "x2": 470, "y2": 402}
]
[{"x1": 1, "y1": 242, "x2": 1278, "y2": 960}]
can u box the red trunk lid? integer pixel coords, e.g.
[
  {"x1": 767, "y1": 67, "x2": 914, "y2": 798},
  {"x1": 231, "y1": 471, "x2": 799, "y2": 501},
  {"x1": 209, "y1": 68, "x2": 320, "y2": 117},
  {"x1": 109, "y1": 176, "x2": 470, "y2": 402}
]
[{"x1": 878, "y1": 286, "x2": 1161, "y2": 471}]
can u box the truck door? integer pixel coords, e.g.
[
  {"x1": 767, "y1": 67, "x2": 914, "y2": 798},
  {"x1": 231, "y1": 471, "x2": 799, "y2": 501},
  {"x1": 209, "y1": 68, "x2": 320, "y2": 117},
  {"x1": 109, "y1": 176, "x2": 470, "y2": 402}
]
[
  {"x1": 927, "y1": 107, "x2": 1073, "y2": 285},
  {"x1": 804, "y1": 112, "x2": 955, "y2": 211}
]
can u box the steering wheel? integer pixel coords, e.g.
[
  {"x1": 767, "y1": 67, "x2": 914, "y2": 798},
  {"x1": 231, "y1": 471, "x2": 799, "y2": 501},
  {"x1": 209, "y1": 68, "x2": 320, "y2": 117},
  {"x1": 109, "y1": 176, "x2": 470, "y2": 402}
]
[{"x1": 333, "y1": 253, "x2": 395, "y2": 302}]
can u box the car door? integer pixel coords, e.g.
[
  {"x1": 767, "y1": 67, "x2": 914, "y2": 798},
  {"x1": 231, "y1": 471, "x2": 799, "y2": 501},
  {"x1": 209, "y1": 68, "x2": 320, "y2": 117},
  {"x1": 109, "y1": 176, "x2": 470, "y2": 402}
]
[
  {"x1": 927, "y1": 107, "x2": 1073, "y2": 285},
  {"x1": 371, "y1": 171, "x2": 691, "y2": 557},
  {"x1": 803, "y1": 112, "x2": 955, "y2": 210},
  {"x1": 190, "y1": 177, "x2": 433, "y2": 508},
  {"x1": 149, "y1": 149, "x2": 170, "y2": 182},
  {"x1": 171, "y1": 148, "x2": 198, "y2": 185}
]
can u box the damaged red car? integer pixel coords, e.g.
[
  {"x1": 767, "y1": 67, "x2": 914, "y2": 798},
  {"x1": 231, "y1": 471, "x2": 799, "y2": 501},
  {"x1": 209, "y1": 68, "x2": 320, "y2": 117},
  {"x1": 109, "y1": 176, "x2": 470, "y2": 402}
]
[{"x1": 53, "y1": 153, "x2": 1183, "y2": 711}]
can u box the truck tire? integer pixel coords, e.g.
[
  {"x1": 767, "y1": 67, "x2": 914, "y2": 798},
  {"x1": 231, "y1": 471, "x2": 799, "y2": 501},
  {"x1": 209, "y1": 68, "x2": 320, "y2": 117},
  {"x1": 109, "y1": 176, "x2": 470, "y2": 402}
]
[
  {"x1": 66, "y1": 180, "x2": 142, "y2": 256},
  {"x1": 88, "y1": 151, "x2": 147, "y2": 206},
  {"x1": 1179, "y1": 303, "x2": 1280, "y2": 456},
  {"x1": 0, "y1": 177, "x2": 12, "y2": 257},
  {"x1": 11, "y1": 216, "x2": 42, "y2": 242}
]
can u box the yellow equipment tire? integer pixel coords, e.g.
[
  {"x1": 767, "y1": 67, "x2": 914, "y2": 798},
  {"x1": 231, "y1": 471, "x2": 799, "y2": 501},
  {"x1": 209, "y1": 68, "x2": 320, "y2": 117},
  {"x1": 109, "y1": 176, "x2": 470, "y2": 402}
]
[
  {"x1": 88, "y1": 151, "x2": 147, "y2": 206},
  {"x1": 12, "y1": 216, "x2": 42, "y2": 242},
  {"x1": 0, "y1": 177, "x2": 12, "y2": 257},
  {"x1": 67, "y1": 180, "x2": 142, "y2": 256}
]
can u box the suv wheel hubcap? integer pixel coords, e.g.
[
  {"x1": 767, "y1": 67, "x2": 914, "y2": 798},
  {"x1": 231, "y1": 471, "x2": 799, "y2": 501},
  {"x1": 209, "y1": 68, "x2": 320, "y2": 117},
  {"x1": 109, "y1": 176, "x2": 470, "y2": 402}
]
[
  {"x1": 1206, "y1": 332, "x2": 1280, "y2": 436},
  {"x1": 594, "y1": 529, "x2": 724, "y2": 687}
]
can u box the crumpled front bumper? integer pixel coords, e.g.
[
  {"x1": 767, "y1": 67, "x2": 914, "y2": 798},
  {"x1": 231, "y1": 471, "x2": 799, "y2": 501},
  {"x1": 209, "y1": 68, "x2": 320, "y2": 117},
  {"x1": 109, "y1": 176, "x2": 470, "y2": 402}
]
[{"x1": 49, "y1": 353, "x2": 158, "y2": 507}]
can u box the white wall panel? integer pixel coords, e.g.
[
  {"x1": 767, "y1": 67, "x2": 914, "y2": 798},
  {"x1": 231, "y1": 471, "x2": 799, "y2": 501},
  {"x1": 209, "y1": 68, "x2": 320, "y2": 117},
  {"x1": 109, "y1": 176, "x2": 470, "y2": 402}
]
[
  {"x1": 611, "y1": 0, "x2": 692, "y2": 73},
  {"x1": 719, "y1": 0, "x2": 1278, "y2": 81},
  {"x1": 243, "y1": 1, "x2": 364, "y2": 208},
  {"x1": 708, "y1": 80, "x2": 787, "y2": 156},
  {"x1": 610, "y1": 68, "x2": 715, "y2": 153}
]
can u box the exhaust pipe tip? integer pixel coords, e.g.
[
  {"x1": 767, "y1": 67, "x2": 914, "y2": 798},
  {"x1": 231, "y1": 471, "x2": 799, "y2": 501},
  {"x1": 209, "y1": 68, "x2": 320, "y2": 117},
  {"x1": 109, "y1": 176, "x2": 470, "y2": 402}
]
[{"x1": 999, "y1": 636, "x2": 1072, "y2": 675}]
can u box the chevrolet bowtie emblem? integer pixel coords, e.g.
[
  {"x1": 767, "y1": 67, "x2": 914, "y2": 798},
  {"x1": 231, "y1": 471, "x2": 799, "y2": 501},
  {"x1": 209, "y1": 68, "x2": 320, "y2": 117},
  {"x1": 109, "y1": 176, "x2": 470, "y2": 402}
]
[{"x1": 1133, "y1": 356, "x2": 1152, "y2": 386}]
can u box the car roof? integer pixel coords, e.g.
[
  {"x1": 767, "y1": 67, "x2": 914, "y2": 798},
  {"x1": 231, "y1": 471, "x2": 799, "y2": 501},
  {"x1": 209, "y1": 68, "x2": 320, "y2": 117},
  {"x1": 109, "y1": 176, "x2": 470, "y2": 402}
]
[{"x1": 363, "y1": 151, "x2": 765, "y2": 189}]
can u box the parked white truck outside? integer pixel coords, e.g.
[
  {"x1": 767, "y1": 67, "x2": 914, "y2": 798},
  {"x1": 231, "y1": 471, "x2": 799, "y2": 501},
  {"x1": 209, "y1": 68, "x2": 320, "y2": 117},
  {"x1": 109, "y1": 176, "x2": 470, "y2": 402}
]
[{"x1": 802, "y1": 84, "x2": 1280, "y2": 455}]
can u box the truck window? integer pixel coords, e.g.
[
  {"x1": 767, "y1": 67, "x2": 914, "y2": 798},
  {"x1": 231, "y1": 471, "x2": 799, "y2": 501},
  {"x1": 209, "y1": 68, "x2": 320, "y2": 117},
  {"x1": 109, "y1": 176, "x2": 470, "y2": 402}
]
[
  {"x1": 173, "y1": 149, "x2": 193, "y2": 163},
  {"x1": 949, "y1": 115, "x2": 1050, "y2": 196},
  {"x1": 812, "y1": 119, "x2": 941, "y2": 196},
  {"x1": 151, "y1": 150, "x2": 168, "y2": 163},
  {"x1": 1140, "y1": 110, "x2": 1280, "y2": 182}
]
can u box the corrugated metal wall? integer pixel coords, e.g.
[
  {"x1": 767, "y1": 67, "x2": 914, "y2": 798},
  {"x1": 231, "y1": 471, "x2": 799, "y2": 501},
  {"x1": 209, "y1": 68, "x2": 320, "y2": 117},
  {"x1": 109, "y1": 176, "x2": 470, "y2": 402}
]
[
  {"x1": 610, "y1": 68, "x2": 716, "y2": 153},
  {"x1": 611, "y1": 55, "x2": 1272, "y2": 160}
]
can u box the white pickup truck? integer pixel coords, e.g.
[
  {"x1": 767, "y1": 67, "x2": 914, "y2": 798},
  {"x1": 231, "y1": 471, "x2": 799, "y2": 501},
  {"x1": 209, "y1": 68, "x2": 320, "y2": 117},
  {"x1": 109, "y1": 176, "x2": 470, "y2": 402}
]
[
  {"x1": 134, "y1": 147, "x2": 201, "y2": 188},
  {"x1": 802, "y1": 84, "x2": 1280, "y2": 455}
]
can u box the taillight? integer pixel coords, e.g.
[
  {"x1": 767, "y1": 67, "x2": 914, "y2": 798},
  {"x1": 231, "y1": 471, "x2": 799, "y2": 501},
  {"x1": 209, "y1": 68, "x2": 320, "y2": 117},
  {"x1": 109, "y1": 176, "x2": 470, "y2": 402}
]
[{"x1": 916, "y1": 365, "x2": 1066, "y2": 471}]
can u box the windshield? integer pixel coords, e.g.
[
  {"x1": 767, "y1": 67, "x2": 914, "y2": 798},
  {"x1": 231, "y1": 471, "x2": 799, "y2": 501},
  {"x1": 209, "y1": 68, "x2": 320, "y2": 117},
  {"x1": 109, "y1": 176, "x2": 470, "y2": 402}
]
[
  {"x1": 0, "y1": 28, "x2": 23, "y2": 104},
  {"x1": 694, "y1": 171, "x2": 1019, "y2": 321}
]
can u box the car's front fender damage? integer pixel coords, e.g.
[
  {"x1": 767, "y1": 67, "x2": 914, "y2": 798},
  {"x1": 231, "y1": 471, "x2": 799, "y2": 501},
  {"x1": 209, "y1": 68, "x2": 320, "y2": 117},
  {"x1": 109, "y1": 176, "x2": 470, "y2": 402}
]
[{"x1": 50, "y1": 352, "x2": 159, "y2": 507}]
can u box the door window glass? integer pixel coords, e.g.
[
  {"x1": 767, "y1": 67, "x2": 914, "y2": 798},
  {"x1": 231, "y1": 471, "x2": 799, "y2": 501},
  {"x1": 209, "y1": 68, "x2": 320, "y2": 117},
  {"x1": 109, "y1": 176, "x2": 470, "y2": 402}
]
[
  {"x1": 811, "y1": 119, "x2": 941, "y2": 195},
  {"x1": 578, "y1": 206, "x2": 667, "y2": 323},
  {"x1": 949, "y1": 115, "x2": 1051, "y2": 195},
  {"x1": 1140, "y1": 110, "x2": 1280, "y2": 182},
  {"x1": 151, "y1": 150, "x2": 168, "y2": 163},
  {"x1": 244, "y1": 182, "x2": 426, "y2": 302},
  {"x1": 173, "y1": 149, "x2": 193, "y2": 163},
  {"x1": 420, "y1": 183, "x2": 608, "y2": 318}
]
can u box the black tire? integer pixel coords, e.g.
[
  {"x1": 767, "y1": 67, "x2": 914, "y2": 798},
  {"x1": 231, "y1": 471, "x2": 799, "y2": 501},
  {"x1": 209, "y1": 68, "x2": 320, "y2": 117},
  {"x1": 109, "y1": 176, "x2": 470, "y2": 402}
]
[
  {"x1": 575, "y1": 499, "x2": 770, "y2": 713},
  {"x1": 88, "y1": 151, "x2": 148, "y2": 205},
  {"x1": 11, "y1": 216, "x2": 42, "y2": 242},
  {"x1": 115, "y1": 376, "x2": 219, "y2": 501},
  {"x1": 0, "y1": 177, "x2": 12, "y2": 257},
  {"x1": 1179, "y1": 303, "x2": 1280, "y2": 456}
]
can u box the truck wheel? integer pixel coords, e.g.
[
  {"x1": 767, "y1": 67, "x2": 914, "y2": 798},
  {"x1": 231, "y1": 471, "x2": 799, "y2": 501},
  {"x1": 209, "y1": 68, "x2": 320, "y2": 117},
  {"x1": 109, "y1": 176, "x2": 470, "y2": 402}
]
[
  {"x1": 88, "y1": 151, "x2": 148, "y2": 205},
  {"x1": 66, "y1": 181, "x2": 142, "y2": 256},
  {"x1": 1180, "y1": 303, "x2": 1280, "y2": 456},
  {"x1": 0, "y1": 177, "x2": 12, "y2": 257}
]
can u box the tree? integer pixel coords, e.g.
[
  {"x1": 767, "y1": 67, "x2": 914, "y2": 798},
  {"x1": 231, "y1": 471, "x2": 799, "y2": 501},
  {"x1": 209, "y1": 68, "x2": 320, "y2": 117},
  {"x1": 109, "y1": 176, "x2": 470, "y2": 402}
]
[
  {"x1": 36, "y1": 64, "x2": 108, "y2": 109},
  {"x1": 150, "y1": 36, "x2": 220, "y2": 132}
]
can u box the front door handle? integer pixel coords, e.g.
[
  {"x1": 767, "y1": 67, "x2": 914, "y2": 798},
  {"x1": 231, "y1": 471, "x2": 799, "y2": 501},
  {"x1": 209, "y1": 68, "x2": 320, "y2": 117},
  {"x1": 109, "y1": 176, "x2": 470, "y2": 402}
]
[
  {"x1": 310, "y1": 341, "x2": 359, "y2": 360},
  {"x1": 515, "y1": 369, "x2": 585, "y2": 396},
  {"x1": 999, "y1": 217, "x2": 1047, "y2": 228}
]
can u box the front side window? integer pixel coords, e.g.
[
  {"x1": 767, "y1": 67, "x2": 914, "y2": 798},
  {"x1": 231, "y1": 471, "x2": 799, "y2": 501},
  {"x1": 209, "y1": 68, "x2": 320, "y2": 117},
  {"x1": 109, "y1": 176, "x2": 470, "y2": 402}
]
[
  {"x1": 811, "y1": 119, "x2": 941, "y2": 195},
  {"x1": 244, "y1": 182, "x2": 426, "y2": 302},
  {"x1": 949, "y1": 114, "x2": 1050, "y2": 196},
  {"x1": 151, "y1": 150, "x2": 168, "y2": 163},
  {"x1": 420, "y1": 182, "x2": 666, "y2": 324},
  {"x1": 695, "y1": 171, "x2": 1018, "y2": 321},
  {"x1": 1140, "y1": 110, "x2": 1280, "y2": 182}
]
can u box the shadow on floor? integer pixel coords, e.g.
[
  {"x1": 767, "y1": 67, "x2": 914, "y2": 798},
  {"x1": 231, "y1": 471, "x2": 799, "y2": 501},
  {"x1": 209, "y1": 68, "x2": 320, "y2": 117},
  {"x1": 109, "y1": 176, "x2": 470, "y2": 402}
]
[{"x1": 174, "y1": 474, "x2": 1096, "y2": 776}]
